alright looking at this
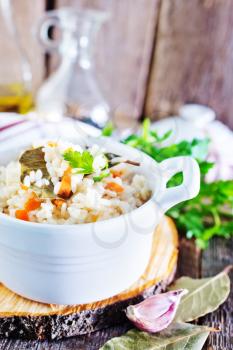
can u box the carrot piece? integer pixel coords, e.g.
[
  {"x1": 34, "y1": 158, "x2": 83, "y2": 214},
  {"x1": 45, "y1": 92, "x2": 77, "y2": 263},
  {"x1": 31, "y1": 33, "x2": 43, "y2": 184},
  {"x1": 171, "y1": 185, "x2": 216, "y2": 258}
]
[
  {"x1": 58, "y1": 167, "x2": 72, "y2": 199},
  {"x1": 52, "y1": 199, "x2": 65, "y2": 208},
  {"x1": 91, "y1": 214, "x2": 99, "y2": 222},
  {"x1": 24, "y1": 197, "x2": 41, "y2": 212},
  {"x1": 15, "y1": 209, "x2": 29, "y2": 221},
  {"x1": 110, "y1": 170, "x2": 123, "y2": 178},
  {"x1": 48, "y1": 141, "x2": 58, "y2": 147},
  {"x1": 20, "y1": 184, "x2": 29, "y2": 191},
  {"x1": 105, "y1": 182, "x2": 124, "y2": 193}
]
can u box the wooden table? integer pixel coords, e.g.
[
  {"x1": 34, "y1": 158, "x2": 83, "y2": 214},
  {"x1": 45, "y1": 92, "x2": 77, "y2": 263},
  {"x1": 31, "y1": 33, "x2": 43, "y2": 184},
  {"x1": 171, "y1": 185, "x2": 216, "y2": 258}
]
[{"x1": 0, "y1": 236, "x2": 232, "y2": 350}]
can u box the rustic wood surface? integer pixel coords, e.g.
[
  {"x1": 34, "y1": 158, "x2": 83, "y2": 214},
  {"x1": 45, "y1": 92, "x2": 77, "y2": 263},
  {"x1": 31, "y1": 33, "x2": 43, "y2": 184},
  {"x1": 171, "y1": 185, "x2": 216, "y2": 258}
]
[
  {"x1": 0, "y1": 233, "x2": 232, "y2": 348},
  {"x1": 178, "y1": 238, "x2": 233, "y2": 350},
  {"x1": 201, "y1": 238, "x2": 233, "y2": 350},
  {"x1": 51, "y1": 0, "x2": 160, "y2": 124},
  {"x1": 144, "y1": 0, "x2": 233, "y2": 129},
  {"x1": 2, "y1": 0, "x2": 233, "y2": 128}
]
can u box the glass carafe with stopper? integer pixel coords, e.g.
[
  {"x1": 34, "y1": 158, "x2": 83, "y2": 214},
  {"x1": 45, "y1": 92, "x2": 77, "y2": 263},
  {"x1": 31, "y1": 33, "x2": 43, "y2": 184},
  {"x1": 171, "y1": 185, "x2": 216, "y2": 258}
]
[
  {"x1": 0, "y1": 0, "x2": 33, "y2": 113},
  {"x1": 36, "y1": 7, "x2": 109, "y2": 128}
]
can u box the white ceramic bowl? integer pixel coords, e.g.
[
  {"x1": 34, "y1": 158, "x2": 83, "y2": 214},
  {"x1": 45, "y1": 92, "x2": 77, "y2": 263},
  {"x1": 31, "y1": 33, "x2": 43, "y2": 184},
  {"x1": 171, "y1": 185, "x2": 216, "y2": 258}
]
[{"x1": 0, "y1": 137, "x2": 200, "y2": 305}]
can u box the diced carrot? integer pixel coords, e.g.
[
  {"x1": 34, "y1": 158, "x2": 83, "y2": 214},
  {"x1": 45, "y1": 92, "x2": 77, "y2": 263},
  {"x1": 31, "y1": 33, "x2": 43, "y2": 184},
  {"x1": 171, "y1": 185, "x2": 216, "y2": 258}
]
[
  {"x1": 110, "y1": 170, "x2": 123, "y2": 178},
  {"x1": 52, "y1": 198, "x2": 65, "y2": 208},
  {"x1": 58, "y1": 167, "x2": 72, "y2": 199},
  {"x1": 91, "y1": 214, "x2": 99, "y2": 222},
  {"x1": 24, "y1": 197, "x2": 41, "y2": 212},
  {"x1": 20, "y1": 184, "x2": 29, "y2": 191},
  {"x1": 48, "y1": 141, "x2": 58, "y2": 147},
  {"x1": 15, "y1": 209, "x2": 29, "y2": 221},
  {"x1": 105, "y1": 182, "x2": 124, "y2": 193}
]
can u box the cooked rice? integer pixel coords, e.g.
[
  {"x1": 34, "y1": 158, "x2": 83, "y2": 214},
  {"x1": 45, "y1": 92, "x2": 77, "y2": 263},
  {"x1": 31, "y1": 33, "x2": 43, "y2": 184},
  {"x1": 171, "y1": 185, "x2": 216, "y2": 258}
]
[{"x1": 0, "y1": 140, "x2": 151, "y2": 224}]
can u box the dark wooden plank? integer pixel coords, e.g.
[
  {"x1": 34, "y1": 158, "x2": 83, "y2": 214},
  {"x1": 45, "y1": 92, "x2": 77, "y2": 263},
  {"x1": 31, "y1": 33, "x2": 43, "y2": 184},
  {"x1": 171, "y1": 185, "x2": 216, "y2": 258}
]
[
  {"x1": 51, "y1": 325, "x2": 131, "y2": 350},
  {"x1": 52, "y1": 0, "x2": 160, "y2": 124},
  {"x1": 0, "y1": 325, "x2": 130, "y2": 350},
  {"x1": 145, "y1": 0, "x2": 233, "y2": 129},
  {"x1": 201, "y1": 237, "x2": 233, "y2": 350},
  {"x1": 176, "y1": 238, "x2": 201, "y2": 279}
]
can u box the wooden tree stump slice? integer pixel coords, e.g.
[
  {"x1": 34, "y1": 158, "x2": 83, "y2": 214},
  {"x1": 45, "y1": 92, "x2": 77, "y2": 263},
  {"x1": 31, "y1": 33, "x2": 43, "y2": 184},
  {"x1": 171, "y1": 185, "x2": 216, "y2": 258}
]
[{"x1": 0, "y1": 216, "x2": 178, "y2": 340}]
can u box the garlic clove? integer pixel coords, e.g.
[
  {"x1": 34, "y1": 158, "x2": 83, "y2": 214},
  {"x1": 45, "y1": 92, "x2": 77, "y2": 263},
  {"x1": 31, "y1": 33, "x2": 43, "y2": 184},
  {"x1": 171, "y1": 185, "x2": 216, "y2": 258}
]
[{"x1": 126, "y1": 289, "x2": 188, "y2": 333}]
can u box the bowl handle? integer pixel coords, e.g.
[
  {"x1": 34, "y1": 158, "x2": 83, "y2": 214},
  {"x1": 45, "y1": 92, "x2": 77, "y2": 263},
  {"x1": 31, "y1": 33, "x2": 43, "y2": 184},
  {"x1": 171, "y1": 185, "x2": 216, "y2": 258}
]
[{"x1": 157, "y1": 156, "x2": 200, "y2": 212}]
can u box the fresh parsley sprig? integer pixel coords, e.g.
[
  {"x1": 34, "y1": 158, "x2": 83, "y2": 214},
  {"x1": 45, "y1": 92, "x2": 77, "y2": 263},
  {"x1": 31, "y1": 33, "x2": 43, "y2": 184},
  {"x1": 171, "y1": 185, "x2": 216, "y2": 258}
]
[
  {"x1": 63, "y1": 149, "x2": 110, "y2": 181},
  {"x1": 63, "y1": 149, "x2": 94, "y2": 175},
  {"x1": 121, "y1": 118, "x2": 233, "y2": 248}
]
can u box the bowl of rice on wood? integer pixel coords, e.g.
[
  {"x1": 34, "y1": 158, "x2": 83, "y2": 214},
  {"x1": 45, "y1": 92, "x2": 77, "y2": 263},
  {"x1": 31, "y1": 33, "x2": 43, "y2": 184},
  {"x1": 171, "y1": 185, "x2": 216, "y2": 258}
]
[{"x1": 0, "y1": 137, "x2": 200, "y2": 304}]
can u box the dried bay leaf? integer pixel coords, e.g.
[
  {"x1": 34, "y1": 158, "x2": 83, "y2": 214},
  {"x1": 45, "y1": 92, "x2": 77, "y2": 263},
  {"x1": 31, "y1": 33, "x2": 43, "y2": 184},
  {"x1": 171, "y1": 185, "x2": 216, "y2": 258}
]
[
  {"x1": 100, "y1": 323, "x2": 213, "y2": 350},
  {"x1": 169, "y1": 267, "x2": 231, "y2": 322},
  {"x1": 19, "y1": 147, "x2": 55, "y2": 199},
  {"x1": 31, "y1": 184, "x2": 56, "y2": 199},
  {"x1": 105, "y1": 153, "x2": 140, "y2": 167},
  {"x1": 19, "y1": 147, "x2": 49, "y2": 180}
]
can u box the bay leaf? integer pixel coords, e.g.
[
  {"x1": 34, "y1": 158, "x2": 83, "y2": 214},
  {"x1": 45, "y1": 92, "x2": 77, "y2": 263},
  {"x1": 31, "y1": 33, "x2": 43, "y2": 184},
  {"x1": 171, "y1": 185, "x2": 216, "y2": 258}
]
[
  {"x1": 19, "y1": 147, "x2": 55, "y2": 199},
  {"x1": 31, "y1": 184, "x2": 56, "y2": 199},
  {"x1": 169, "y1": 267, "x2": 231, "y2": 322},
  {"x1": 100, "y1": 323, "x2": 212, "y2": 350},
  {"x1": 19, "y1": 147, "x2": 49, "y2": 181}
]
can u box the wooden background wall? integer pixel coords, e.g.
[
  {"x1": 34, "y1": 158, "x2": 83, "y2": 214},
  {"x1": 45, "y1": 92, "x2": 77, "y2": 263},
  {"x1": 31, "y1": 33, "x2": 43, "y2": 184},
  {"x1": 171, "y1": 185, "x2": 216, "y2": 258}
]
[{"x1": 11, "y1": 0, "x2": 233, "y2": 129}]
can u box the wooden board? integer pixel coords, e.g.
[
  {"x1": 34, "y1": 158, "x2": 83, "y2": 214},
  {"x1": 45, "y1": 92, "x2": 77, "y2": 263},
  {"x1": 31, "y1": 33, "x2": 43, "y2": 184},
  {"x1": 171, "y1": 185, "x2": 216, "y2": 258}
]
[
  {"x1": 0, "y1": 216, "x2": 178, "y2": 340},
  {"x1": 144, "y1": 0, "x2": 233, "y2": 129},
  {"x1": 201, "y1": 237, "x2": 233, "y2": 350},
  {"x1": 51, "y1": 0, "x2": 160, "y2": 125}
]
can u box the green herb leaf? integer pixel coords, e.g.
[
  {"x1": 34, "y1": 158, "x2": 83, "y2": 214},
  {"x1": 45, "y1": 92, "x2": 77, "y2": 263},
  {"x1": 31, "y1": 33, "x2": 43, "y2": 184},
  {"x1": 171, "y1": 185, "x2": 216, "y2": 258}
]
[
  {"x1": 199, "y1": 161, "x2": 214, "y2": 177},
  {"x1": 122, "y1": 122, "x2": 233, "y2": 248},
  {"x1": 100, "y1": 323, "x2": 213, "y2": 350},
  {"x1": 168, "y1": 179, "x2": 233, "y2": 247},
  {"x1": 63, "y1": 149, "x2": 94, "y2": 175},
  {"x1": 142, "y1": 118, "x2": 151, "y2": 141},
  {"x1": 191, "y1": 139, "x2": 209, "y2": 161},
  {"x1": 93, "y1": 171, "x2": 110, "y2": 182},
  {"x1": 102, "y1": 121, "x2": 114, "y2": 137},
  {"x1": 167, "y1": 172, "x2": 183, "y2": 187},
  {"x1": 169, "y1": 267, "x2": 231, "y2": 322}
]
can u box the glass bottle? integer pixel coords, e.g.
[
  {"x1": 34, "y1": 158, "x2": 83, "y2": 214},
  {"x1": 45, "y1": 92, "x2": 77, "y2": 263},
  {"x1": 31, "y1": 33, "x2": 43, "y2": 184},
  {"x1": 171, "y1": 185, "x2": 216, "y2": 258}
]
[
  {"x1": 36, "y1": 7, "x2": 109, "y2": 128},
  {"x1": 0, "y1": 0, "x2": 33, "y2": 113}
]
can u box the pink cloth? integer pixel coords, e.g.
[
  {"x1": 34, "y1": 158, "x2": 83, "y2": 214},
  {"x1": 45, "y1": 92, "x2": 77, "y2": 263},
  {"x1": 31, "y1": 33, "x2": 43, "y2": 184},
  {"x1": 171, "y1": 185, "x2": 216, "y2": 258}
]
[{"x1": 0, "y1": 113, "x2": 100, "y2": 153}]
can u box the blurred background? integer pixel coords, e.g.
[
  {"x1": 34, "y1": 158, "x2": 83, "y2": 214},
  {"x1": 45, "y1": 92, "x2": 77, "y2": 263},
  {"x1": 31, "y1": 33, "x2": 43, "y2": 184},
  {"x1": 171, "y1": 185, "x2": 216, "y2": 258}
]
[{"x1": 1, "y1": 0, "x2": 233, "y2": 129}]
